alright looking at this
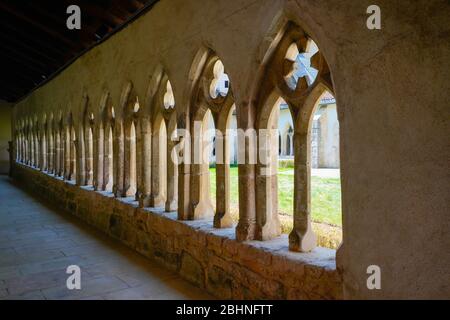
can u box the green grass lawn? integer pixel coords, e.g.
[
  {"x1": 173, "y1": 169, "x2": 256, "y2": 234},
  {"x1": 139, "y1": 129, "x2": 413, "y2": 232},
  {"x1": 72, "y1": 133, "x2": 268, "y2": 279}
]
[{"x1": 209, "y1": 166, "x2": 342, "y2": 227}]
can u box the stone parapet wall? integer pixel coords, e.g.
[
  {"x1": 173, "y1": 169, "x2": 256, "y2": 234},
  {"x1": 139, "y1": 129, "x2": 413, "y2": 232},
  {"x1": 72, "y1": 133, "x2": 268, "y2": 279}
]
[{"x1": 12, "y1": 163, "x2": 342, "y2": 299}]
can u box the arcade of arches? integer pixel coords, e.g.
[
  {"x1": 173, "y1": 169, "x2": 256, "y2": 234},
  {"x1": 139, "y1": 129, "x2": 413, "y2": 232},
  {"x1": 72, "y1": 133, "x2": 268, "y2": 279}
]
[{"x1": 8, "y1": 0, "x2": 450, "y2": 300}]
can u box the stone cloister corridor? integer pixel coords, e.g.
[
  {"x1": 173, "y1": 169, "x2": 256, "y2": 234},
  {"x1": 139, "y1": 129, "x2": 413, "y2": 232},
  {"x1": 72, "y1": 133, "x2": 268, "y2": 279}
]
[{"x1": 0, "y1": 0, "x2": 449, "y2": 302}]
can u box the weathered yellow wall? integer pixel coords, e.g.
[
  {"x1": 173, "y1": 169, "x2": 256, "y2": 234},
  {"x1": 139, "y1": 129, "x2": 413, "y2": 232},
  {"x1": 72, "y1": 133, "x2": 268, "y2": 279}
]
[{"x1": 0, "y1": 102, "x2": 12, "y2": 174}]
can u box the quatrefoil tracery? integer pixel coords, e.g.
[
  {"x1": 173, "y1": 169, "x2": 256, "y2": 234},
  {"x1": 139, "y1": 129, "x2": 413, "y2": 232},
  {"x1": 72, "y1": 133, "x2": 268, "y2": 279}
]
[
  {"x1": 200, "y1": 56, "x2": 232, "y2": 114},
  {"x1": 268, "y1": 24, "x2": 333, "y2": 108}
]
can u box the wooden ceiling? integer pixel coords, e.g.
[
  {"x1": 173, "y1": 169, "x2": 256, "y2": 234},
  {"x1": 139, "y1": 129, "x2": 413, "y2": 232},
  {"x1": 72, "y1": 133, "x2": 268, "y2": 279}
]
[{"x1": 0, "y1": 0, "x2": 159, "y2": 104}]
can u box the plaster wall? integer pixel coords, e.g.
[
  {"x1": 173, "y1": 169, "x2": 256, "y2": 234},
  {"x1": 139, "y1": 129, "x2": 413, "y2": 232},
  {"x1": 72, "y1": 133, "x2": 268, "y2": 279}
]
[{"x1": 0, "y1": 101, "x2": 12, "y2": 174}]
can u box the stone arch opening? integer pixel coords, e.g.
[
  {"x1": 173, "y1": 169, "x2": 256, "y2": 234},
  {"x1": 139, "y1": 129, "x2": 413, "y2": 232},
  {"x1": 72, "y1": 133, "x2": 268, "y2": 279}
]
[
  {"x1": 84, "y1": 111, "x2": 95, "y2": 186},
  {"x1": 124, "y1": 95, "x2": 140, "y2": 199},
  {"x1": 150, "y1": 112, "x2": 167, "y2": 207},
  {"x1": 148, "y1": 75, "x2": 178, "y2": 211},
  {"x1": 252, "y1": 21, "x2": 337, "y2": 252},
  {"x1": 307, "y1": 90, "x2": 342, "y2": 247},
  {"x1": 42, "y1": 118, "x2": 48, "y2": 171},
  {"x1": 188, "y1": 51, "x2": 235, "y2": 228},
  {"x1": 101, "y1": 98, "x2": 115, "y2": 192}
]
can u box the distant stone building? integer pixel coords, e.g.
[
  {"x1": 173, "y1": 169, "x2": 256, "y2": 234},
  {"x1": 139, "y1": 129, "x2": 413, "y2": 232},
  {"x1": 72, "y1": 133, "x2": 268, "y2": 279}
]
[{"x1": 207, "y1": 92, "x2": 339, "y2": 168}]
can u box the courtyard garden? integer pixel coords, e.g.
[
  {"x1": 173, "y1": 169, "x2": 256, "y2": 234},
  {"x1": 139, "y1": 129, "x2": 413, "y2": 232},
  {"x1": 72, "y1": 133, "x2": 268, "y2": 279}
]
[{"x1": 209, "y1": 165, "x2": 343, "y2": 248}]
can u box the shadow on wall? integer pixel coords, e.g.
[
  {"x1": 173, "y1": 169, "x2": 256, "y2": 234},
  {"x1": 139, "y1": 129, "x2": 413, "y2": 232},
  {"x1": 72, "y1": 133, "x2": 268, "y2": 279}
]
[{"x1": 0, "y1": 101, "x2": 12, "y2": 174}]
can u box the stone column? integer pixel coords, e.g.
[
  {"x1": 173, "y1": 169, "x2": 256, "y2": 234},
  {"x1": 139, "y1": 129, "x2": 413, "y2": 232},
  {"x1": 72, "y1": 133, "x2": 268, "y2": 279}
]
[
  {"x1": 113, "y1": 121, "x2": 126, "y2": 197},
  {"x1": 150, "y1": 122, "x2": 166, "y2": 207},
  {"x1": 289, "y1": 133, "x2": 294, "y2": 156},
  {"x1": 18, "y1": 134, "x2": 21, "y2": 162},
  {"x1": 24, "y1": 132, "x2": 27, "y2": 164},
  {"x1": 177, "y1": 111, "x2": 191, "y2": 220},
  {"x1": 235, "y1": 105, "x2": 257, "y2": 241},
  {"x1": 52, "y1": 129, "x2": 56, "y2": 173},
  {"x1": 41, "y1": 133, "x2": 46, "y2": 171},
  {"x1": 113, "y1": 121, "x2": 125, "y2": 197},
  {"x1": 53, "y1": 130, "x2": 58, "y2": 173},
  {"x1": 165, "y1": 125, "x2": 178, "y2": 212},
  {"x1": 289, "y1": 130, "x2": 316, "y2": 252},
  {"x1": 19, "y1": 133, "x2": 23, "y2": 163},
  {"x1": 135, "y1": 120, "x2": 142, "y2": 202},
  {"x1": 85, "y1": 126, "x2": 94, "y2": 185},
  {"x1": 255, "y1": 127, "x2": 281, "y2": 240},
  {"x1": 76, "y1": 126, "x2": 86, "y2": 186},
  {"x1": 30, "y1": 133, "x2": 34, "y2": 166},
  {"x1": 123, "y1": 121, "x2": 132, "y2": 197},
  {"x1": 58, "y1": 130, "x2": 64, "y2": 176},
  {"x1": 189, "y1": 116, "x2": 214, "y2": 220},
  {"x1": 70, "y1": 127, "x2": 77, "y2": 181},
  {"x1": 64, "y1": 127, "x2": 71, "y2": 179},
  {"x1": 214, "y1": 130, "x2": 233, "y2": 228},
  {"x1": 55, "y1": 131, "x2": 60, "y2": 175},
  {"x1": 35, "y1": 134, "x2": 40, "y2": 168},
  {"x1": 138, "y1": 119, "x2": 151, "y2": 207},
  {"x1": 94, "y1": 125, "x2": 104, "y2": 191},
  {"x1": 102, "y1": 124, "x2": 113, "y2": 191},
  {"x1": 47, "y1": 127, "x2": 53, "y2": 173}
]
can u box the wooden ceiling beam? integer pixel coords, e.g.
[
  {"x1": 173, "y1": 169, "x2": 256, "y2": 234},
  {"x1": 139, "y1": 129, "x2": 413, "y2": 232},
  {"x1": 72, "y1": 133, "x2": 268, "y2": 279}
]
[
  {"x1": 23, "y1": 1, "x2": 102, "y2": 45},
  {"x1": 0, "y1": 2, "x2": 81, "y2": 50},
  {"x1": 0, "y1": 0, "x2": 160, "y2": 104},
  {"x1": 0, "y1": 19, "x2": 68, "y2": 58},
  {"x1": 0, "y1": 34, "x2": 62, "y2": 66},
  {"x1": 77, "y1": 1, "x2": 125, "y2": 28},
  {"x1": 1, "y1": 46, "x2": 55, "y2": 72},
  {"x1": 0, "y1": 53, "x2": 51, "y2": 76}
]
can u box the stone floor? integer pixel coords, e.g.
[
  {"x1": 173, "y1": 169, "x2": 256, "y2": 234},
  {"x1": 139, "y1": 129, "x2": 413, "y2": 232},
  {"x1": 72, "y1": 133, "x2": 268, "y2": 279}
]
[{"x1": 0, "y1": 175, "x2": 212, "y2": 300}]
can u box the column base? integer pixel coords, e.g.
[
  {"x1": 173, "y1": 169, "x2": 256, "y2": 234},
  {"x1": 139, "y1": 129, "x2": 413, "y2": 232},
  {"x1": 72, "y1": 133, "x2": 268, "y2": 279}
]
[
  {"x1": 289, "y1": 228, "x2": 317, "y2": 252},
  {"x1": 214, "y1": 211, "x2": 234, "y2": 228},
  {"x1": 165, "y1": 199, "x2": 178, "y2": 212},
  {"x1": 236, "y1": 219, "x2": 256, "y2": 241}
]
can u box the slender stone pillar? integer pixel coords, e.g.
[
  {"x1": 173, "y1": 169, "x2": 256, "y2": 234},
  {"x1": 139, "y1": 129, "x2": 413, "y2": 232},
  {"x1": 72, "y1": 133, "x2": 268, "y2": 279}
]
[
  {"x1": 150, "y1": 121, "x2": 166, "y2": 207},
  {"x1": 235, "y1": 105, "x2": 257, "y2": 241},
  {"x1": 102, "y1": 124, "x2": 113, "y2": 191},
  {"x1": 214, "y1": 131, "x2": 233, "y2": 228},
  {"x1": 288, "y1": 130, "x2": 316, "y2": 252},
  {"x1": 138, "y1": 119, "x2": 151, "y2": 207},
  {"x1": 114, "y1": 121, "x2": 125, "y2": 197},
  {"x1": 76, "y1": 126, "x2": 86, "y2": 186},
  {"x1": 41, "y1": 132, "x2": 47, "y2": 171},
  {"x1": 64, "y1": 127, "x2": 71, "y2": 179},
  {"x1": 53, "y1": 129, "x2": 58, "y2": 175},
  {"x1": 30, "y1": 134, "x2": 34, "y2": 166},
  {"x1": 35, "y1": 134, "x2": 40, "y2": 169},
  {"x1": 47, "y1": 127, "x2": 53, "y2": 173},
  {"x1": 58, "y1": 130, "x2": 64, "y2": 176},
  {"x1": 165, "y1": 125, "x2": 178, "y2": 212},
  {"x1": 123, "y1": 121, "x2": 132, "y2": 197},
  {"x1": 85, "y1": 126, "x2": 94, "y2": 185},
  {"x1": 177, "y1": 111, "x2": 191, "y2": 220},
  {"x1": 189, "y1": 116, "x2": 214, "y2": 220},
  {"x1": 69, "y1": 127, "x2": 76, "y2": 181},
  {"x1": 93, "y1": 125, "x2": 104, "y2": 190}
]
